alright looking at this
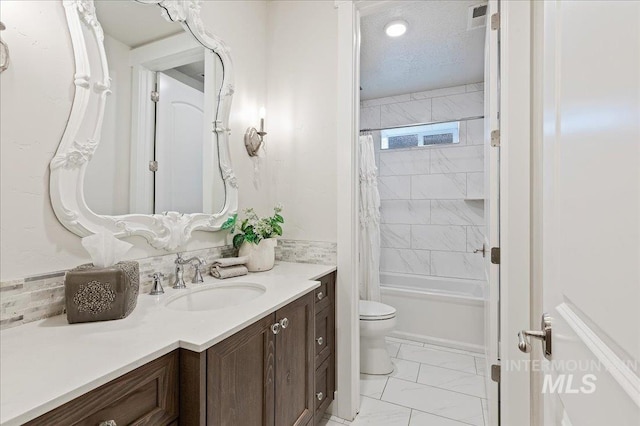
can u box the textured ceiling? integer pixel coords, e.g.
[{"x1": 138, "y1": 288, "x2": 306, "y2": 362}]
[
  {"x1": 95, "y1": 1, "x2": 183, "y2": 48},
  {"x1": 360, "y1": 0, "x2": 486, "y2": 100}
]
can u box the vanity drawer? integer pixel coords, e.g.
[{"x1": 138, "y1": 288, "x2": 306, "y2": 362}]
[
  {"x1": 314, "y1": 356, "x2": 335, "y2": 421},
  {"x1": 314, "y1": 272, "x2": 335, "y2": 311},
  {"x1": 315, "y1": 305, "x2": 333, "y2": 366},
  {"x1": 26, "y1": 351, "x2": 179, "y2": 426}
]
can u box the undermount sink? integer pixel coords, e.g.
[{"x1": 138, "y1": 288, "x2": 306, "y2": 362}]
[{"x1": 164, "y1": 283, "x2": 266, "y2": 312}]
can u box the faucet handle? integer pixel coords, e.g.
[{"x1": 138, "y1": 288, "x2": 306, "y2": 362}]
[
  {"x1": 149, "y1": 273, "x2": 165, "y2": 295},
  {"x1": 192, "y1": 260, "x2": 205, "y2": 284}
]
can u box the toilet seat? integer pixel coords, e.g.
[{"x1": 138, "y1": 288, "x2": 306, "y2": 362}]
[{"x1": 359, "y1": 300, "x2": 396, "y2": 321}]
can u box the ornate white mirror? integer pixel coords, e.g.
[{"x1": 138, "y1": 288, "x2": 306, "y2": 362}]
[{"x1": 51, "y1": 0, "x2": 237, "y2": 250}]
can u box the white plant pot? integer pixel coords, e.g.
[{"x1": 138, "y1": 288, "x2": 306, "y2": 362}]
[{"x1": 238, "y1": 238, "x2": 277, "y2": 272}]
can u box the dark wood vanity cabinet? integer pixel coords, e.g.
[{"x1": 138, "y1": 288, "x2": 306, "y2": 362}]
[
  {"x1": 26, "y1": 351, "x2": 179, "y2": 426},
  {"x1": 25, "y1": 272, "x2": 336, "y2": 426},
  {"x1": 201, "y1": 292, "x2": 314, "y2": 426},
  {"x1": 184, "y1": 272, "x2": 337, "y2": 426}
]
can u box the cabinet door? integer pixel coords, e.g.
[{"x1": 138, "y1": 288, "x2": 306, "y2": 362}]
[
  {"x1": 26, "y1": 351, "x2": 179, "y2": 426},
  {"x1": 314, "y1": 273, "x2": 334, "y2": 312},
  {"x1": 207, "y1": 314, "x2": 276, "y2": 426},
  {"x1": 275, "y1": 292, "x2": 314, "y2": 426},
  {"x1": 314, "y1": 355, "x2": 335, "y2": 420},
  {"x1": 314, "y1": 304, "x2": 334, "y2": 367}
]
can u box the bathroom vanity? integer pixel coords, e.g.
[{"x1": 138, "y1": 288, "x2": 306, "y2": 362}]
[
  {"x1": 180, "y1": 272, "x2": 335, "y2": 426},
  {"x1": 0, "y1": 263, "x2": 336, "y2": 426}
]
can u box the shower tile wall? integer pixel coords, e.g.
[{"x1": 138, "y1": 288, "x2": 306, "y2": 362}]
[{"x1": 361, "y1": 83, "x2": 485, "y2": 281}]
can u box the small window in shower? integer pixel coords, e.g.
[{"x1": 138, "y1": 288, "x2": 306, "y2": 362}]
[{"x1": 380, "y1": 121, "x2": 460, "y2": 150}]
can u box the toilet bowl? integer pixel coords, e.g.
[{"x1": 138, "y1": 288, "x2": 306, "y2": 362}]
[{"x1": 359, "y1": 300, "x2": 397, "y2": 375}]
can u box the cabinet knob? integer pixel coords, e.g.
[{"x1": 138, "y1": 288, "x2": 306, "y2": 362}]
[
  {"x1": 316, "y1": 336, "x2": 324, "y2": 346},
  {"x1": 279, "y1": 317, "x2": 289, "y2": 329},
  {"x1": 317, "y1": 292, "x2": 324, "y2": 300},
  {"x1": 99, "y1": 421, "x2": 117, "y2": 426},
  {"x1": 316, "y1": 392, "x2": 324, "y2": 401},
  {"x1": 271, "y1": 323, "x2": 281, "y2": 335}
]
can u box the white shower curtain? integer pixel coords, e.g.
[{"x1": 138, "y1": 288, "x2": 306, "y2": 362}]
[{"x1": 359, "y1": 134, "x2": 381, "y2": 302}]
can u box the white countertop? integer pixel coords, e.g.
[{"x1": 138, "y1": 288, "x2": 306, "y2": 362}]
[{"x1": 0, "y1": 261, "x2": 336, "y2": 426}]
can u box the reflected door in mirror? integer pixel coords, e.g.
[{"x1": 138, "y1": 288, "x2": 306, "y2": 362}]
[{"x1": 155, "y1": 71, "x2": 204, "y2": 213}]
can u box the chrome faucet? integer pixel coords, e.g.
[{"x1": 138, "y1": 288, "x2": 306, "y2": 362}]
[
  {"x1": 191, "y1": 257, "x2": 205, "y2": 284},
  {"x1": 173, "y1": 253, "x2": 205, "y2": 289}
]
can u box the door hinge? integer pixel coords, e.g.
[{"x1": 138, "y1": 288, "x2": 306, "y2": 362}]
[
  {"x1": 491, "y1": 364, "x2": 501, "y2": 383},
  {"x1": 148, "y1": 160, "x2": 158, "y2": 172},
  {"x1": 491, "y1": 12, "x2": 500, "y2": 31},
  {"x1": 491, "y1": 247, "x2": 500, "y2": 264},
  {"x1": 150, "y1": 90, "x2": 159, "y2": 103},
  {"x1": 491, "y1": 129, "x2": 500, "y2": 147}
]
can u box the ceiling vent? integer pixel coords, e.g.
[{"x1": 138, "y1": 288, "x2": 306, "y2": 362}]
[{"x1": 468, "y1": 3, "x2": 488, "y2": 30}]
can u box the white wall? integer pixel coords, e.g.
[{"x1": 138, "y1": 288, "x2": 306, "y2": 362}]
[
  {"x1": 0, "y1": 0, "x2": 270, "y2": 281},
  {"x1": 361, "y1": 84, "x2": 486, "y2": 281},
  {"x1": 266, "y1": 1, "x2": 338, "y2": 243},
  {"x1": 199, "y1": 0, "x2": 271, "y2": 216},
  {"x1": 0, "y1": 0, "x2": 340, "y2": 282}
]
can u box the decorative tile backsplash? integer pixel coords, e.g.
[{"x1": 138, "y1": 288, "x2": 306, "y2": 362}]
[
  {"x1": 361, "y1": 83, "x2": 486, "y2": 281},
  {"x1": 275, "y1": 239, "x2": 337, "y2": 266},
  {"x1": 0, "y1": 245, "x2": 235, "y2": 330},
  {"x1": 0, "y1": 239, "x2": 336, "y2": 330},
  {"x1": 0, "y1": 273, "x2": 67, "y2": 330}
]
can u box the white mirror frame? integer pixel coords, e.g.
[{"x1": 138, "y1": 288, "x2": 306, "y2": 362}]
[{"x1": 51, "y1": 0, "x2": 237, "y2": 250}]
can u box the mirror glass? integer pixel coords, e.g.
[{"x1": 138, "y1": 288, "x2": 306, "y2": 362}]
[{"x1": 85, "y1": 0, "x2": 225, "y2": 216}]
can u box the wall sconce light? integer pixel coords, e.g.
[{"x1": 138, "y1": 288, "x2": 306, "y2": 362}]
[
  {"x1": 0, "y1": 22, "x2": 9, "y2": 73},
  {"x1": 244, "y1": 107, "x2": 267, "y2": 157}
]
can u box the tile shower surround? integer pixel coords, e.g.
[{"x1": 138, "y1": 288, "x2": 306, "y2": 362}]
[
  {"x1": 0, "y1": 239, "x2": 336, "y2": 330},
  {"x1": 361, "y1": 83, "x2": 486, "y2": 281}
]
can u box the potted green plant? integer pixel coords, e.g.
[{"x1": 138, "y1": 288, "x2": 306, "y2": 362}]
[{"x1": 222, "y1": 204, "x2": 284, "y2": 271}]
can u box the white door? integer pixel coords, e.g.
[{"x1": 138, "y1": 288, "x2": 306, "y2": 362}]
[
  {"x1": 154, "y1": 71, "x2": 204, "y2": 214},
  {"x1": 482, "y1": 0, "x2": 500, "y2": 424},
  {"x1": 534, "y1": 1, "x2": 640, "y2": 424}
]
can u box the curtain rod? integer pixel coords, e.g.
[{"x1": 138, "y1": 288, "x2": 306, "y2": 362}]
[{"x1": 359, "y1": 115, "x2": 484, "y2": 133}]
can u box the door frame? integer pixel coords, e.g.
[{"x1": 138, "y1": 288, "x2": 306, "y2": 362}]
[
  {"x1": 335, "y1": 0, "x2": 361, "y2": 421},
  {"x1": 335, "y1": 1, "x2": 403, "y2": 420},
  {"x1": 498, "y1": 1, "x2": 533, "y2": 425}
]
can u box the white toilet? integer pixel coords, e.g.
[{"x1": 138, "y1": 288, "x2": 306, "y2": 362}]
[{"x1": 359, "y1": 300, "x2": 397, "y2": 375}]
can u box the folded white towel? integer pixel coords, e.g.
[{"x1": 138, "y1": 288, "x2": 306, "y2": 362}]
[
  {"x1": 210, "y1": 265, "x2": 249, "y2": 279},
  {"x1": 211, "y1": 256, "x2": 249, "y2": 268}
]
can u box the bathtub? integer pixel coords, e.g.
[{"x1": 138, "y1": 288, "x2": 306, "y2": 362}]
[{"x1": 380, "y1": 272, "x2": 486, "y2": 353}]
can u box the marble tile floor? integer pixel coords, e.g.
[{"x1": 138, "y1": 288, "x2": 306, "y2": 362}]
[{"x1": 320, "y1": 337, "x2": 488, "y2": 426}]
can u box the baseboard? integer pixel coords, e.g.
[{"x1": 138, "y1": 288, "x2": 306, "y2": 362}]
[
  {"x1": 389, "y1": 330, "x2": 485, "y2": 354},
  {"x1": 324, "y1": 400, "x2": 356, "y2": 423}
]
